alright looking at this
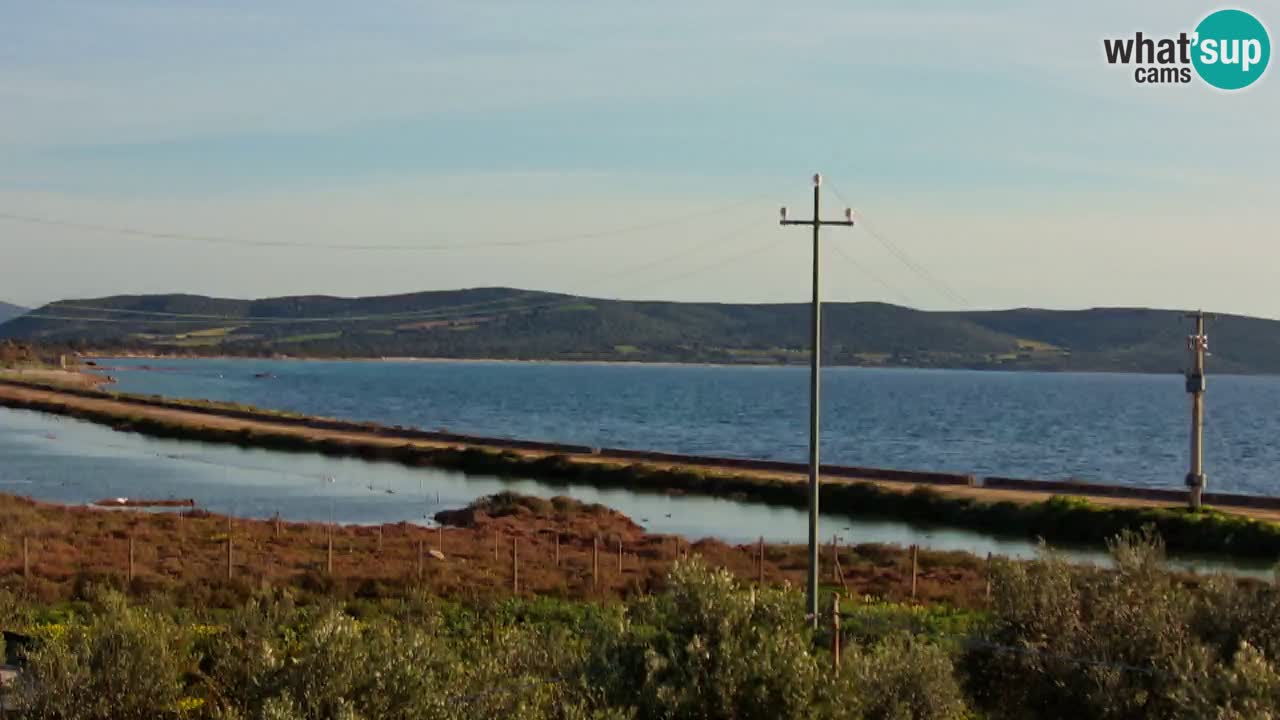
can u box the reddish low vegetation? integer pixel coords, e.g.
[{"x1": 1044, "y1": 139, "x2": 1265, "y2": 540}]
[
  {"x1": 0, "y1": 491, "x2": 991, "y2": 608},
  {"x1": 434, "y1": 491, "x2": 646, "y2": 541}
]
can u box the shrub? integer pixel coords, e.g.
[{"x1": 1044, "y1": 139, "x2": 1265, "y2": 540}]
[
  {"x1": 198, "y1": 591, "x2": 606, "y2": 720},
  {"x1": 963, "y1": 527, "x2": 1280, "y2": 720},
  {"x1": 589, "y1": 558, "x2": 974, "y2": 720},
  {"x1": 588, "y1": 559, "x2": 818, "y2": 720},
  {"x1": 826, "y1": 633, "x2": 970, "y2": 720},
  {"x1": 11, "y1": 591, "x2": 189, "y2": 720}
]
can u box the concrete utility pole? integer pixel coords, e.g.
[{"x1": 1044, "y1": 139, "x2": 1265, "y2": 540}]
[
  {"x1": 1184, "y1": 310, "x2": 1214, "y2": 509},
  {"x1": 780, "y1": 173, "x2": 854, "y2": 626}
]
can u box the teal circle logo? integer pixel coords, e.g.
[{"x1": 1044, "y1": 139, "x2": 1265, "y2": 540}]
[{"x1": 1192, "y1": 9, "x2": 1271, "y2": 90}]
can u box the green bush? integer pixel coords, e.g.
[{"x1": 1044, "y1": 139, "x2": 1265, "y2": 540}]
[
  {"x1": 965, "y1": 528, "x2": 1280, "y2": 720},
  {"x1": 199, "y1": 595, "x2": 601, "y2": 720},
  {"x1": 589, "y1": 559, "x2": 973, "y2": 720},
  {"x1": 827, "y1": 634, "x2": 970, "y2": 720},
  {"x1": 11, "y1": 592, "x2": 189, "y2": 720},
  {"x1": 593, "y1": 559, "x2": 821, "y2": 720}
]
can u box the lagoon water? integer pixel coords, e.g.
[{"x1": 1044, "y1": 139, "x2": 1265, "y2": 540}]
[
  {"x1": 95, "y1": 358, "x2": 1280, "y2": 496},
  {"x1": 0, "y1": 405, "x2": 1040, "y2": 553},
  {"x1": 3, "y1": 406, "x2": 1274, "y2": 577}
]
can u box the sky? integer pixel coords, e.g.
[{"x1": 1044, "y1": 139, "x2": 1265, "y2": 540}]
[{"x1": 1, "y1": 0, "x2": 1277, "y2": 316}]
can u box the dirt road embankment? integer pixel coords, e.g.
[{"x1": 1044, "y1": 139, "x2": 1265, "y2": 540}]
[{"x1": 2, "y1": 376, "x2": 1280, "y2": 556}]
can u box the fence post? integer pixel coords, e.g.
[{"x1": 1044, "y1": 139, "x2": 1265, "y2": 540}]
[
  {"x1": 128, "y1": 535, "x2": 135, "y2": 581},
  {"x1": 617, "y1": 539, "x2": 623, "y2": 574},
  {"x1": 493, "y1": 531, "x2": 500, "y2": 562},
  {"x1": 327, "y1": 525, "x2": 334, "y2": 576},
  {"x1": 831, "y1": 592, "x2": 841, "y2": 670},
  {"x1": 985, "y1": 552, "x2": 993, "y2": 602},
  {"x1": 592, "y1": 536, "x2": 599, "y2": 591},
  {"x1": 274, "y1": 512, "x2": 281, "y2": 539},
  {"x1": 227, "y1": 535, "x2": 234, "y2": 580},
  {"x1": 757, "y1": 536, "x2": 765, "y2": 585},
  {"x1": 437, "y1": 525, "x2": 444, "y2": 552},
  {"x1": 830, "y1": 538, "x2": 837, "y2": 583},
  {"x1": 910, "y1": 544, "x2": 919, "y2": 601},
  {"x1": 830, "y1": 537, "x2": 846, "y2": 589},
  {"x1": 377, "y1": 526, "x2": 383, "y2": 554},
  {"x1": 512, "y1": 537, "x2": 519, "y2": 594}
]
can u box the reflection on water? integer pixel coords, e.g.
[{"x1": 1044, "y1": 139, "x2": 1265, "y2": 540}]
[{"x1": 0, "y1": 407, "x2": 1272, "y2": 578}]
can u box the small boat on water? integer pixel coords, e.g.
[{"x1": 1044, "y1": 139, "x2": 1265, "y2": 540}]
[{"x1": 253, "y1": 372, "x2": 274, "y2": 379}]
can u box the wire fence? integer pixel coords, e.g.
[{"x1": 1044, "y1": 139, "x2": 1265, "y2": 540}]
[{"x1": 0, "y1": 508, "x2": 717, "y2": 597}]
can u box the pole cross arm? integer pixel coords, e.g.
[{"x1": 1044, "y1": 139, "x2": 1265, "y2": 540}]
[{"x1": 780, "y1": 219, "x2": 855, "y2": 227}]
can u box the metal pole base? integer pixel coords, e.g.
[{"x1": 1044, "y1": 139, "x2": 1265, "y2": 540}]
[{"x1": 1186, "y1": 472, "x2": 1206, "y2": 510}]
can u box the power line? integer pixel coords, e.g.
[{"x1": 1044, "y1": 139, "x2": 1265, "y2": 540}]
[
  {"x1": 588, "y1": 218, "x2": 762, "y2": 284},
  {"x1": 637, "y1": 231, "x2": 780, "y2": 290},
  {"x1": 0, "y1": 195, "x2": 764, "y2": 253},
  {"x1": 857, "y1": 215, "x2": 970, "y2": 306},
  {"x1": 828, "y1": 242, "x2": 916, "y2": 307},
  {"x1": 18, "y1": 221, "x2": 768, "y2": 328},
  {"x1": 824, "y1": 184, "x2": 970, "y2": 307}
]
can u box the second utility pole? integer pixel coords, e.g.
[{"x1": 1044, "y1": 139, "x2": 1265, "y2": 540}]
[
  {"x1": 781, "y1": 173, "x2": 854, "y2": 626},
  {"x1": 1184, "y1": 310, "x2": 1214, "y2": 510}
]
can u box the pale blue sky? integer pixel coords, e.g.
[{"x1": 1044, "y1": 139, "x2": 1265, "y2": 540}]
[{"x1": 1, "y1": 1, "x2": 1277, "y2": 315}]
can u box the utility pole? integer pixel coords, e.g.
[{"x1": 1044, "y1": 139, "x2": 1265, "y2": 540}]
[
  {"x1": 1184, "y1": 310, "x2": 1214, "y2": 509},
  {"x1": 780, "y1": 173, "x2": 854, "y2": 626}
]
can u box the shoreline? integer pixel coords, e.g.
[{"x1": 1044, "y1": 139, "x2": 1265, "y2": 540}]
[
  {"x1": 79, "y1": 352, "x2": 1223, "y2": 377},
  {"x1": 2, "y1": 375, "x2": 1280, "y2": 558},
  {"x1": 90, "y1": 353, "x2": 788, "y2": 371},
  {"x1": 0, "y1": 366, "x2": 115, "y2": 389}
]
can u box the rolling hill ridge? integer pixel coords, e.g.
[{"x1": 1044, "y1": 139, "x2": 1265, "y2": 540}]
[
  {"x1": 0, "y1": 301, "x2": 27, "y2": 325},
  {"x1": 1, "y1": 288, "x2": 1274, "y2": 374}
]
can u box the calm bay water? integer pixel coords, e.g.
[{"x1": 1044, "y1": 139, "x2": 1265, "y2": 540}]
[{"x1": 96, "y1": 358, "x2": 1280, "y2": 496}]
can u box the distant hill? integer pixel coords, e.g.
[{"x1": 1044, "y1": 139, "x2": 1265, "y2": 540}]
[
  {"x1": 0, "y1": 288, "x2": 1272, "y2": 374},
  {"x1": 0, "y1": 301, "x2": 26, "y2": 325}
]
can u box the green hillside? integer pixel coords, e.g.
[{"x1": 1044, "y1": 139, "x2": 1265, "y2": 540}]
[{"x1": 0, "y1": 288, "x2": 1269, "y2": 373}]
